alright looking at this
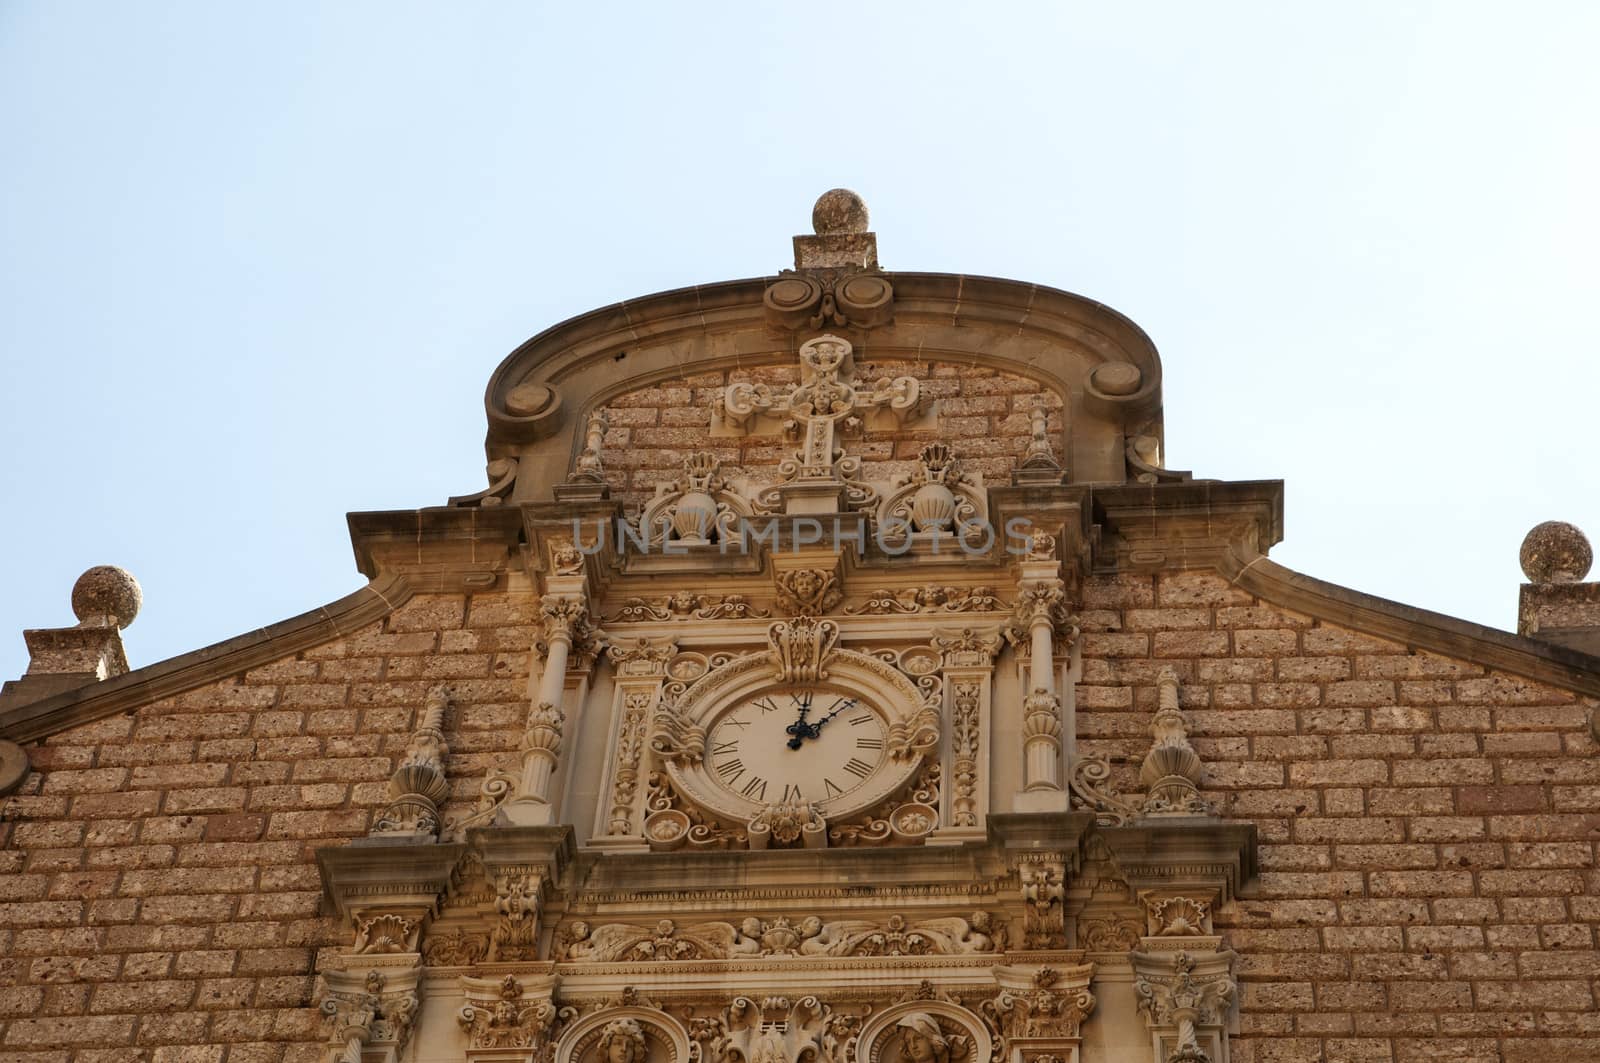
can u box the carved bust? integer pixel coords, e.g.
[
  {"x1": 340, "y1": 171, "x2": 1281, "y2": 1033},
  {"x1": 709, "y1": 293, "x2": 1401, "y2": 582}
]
[
  {"x1": 600, "y1": 1019, "x2": 647, "y2": 1063},
  {"x1": 895, "y1": 1014, "x2": 950, "y2": 1063}
]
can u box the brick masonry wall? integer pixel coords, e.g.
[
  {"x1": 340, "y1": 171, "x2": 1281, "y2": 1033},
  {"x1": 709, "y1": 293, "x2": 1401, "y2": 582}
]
[
  {"x1": 1077, "y1": 571, "x2": 1600, "y2": 1063},
  {"x1": 597, "y1": 360, "x2": 1062, "y2": 515},
  {"x1": 0, "y1": 593, "x2": 533, "y2": 1062},
  {"x1": 2, "y1": 571, "x2": 1597, "y2": 1061}
]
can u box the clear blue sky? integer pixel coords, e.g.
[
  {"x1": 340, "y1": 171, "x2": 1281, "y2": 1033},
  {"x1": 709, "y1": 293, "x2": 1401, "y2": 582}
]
[{"x1": 3, "y1": 3, "x2": 1597, "y2": 680}]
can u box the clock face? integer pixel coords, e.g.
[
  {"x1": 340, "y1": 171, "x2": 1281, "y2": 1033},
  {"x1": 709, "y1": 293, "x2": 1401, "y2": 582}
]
[{"x1": 706, "y1": 688, "x2": 888, "y2": 808}]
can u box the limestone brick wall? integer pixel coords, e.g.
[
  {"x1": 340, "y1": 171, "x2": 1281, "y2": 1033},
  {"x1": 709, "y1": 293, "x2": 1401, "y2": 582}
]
[
  {"x1": 3, "y1": 571, "x2": 1598, "y2": 1061},
  {"x1": 1075, "y1": 571, "x2": 1600, "y2": 1063},
  {"x1": 0, "y1": 593, "x2": 532, "y2": 1062},
  {"x1": 596, "y1": 360, "x2": 1062, "y2": 515}
]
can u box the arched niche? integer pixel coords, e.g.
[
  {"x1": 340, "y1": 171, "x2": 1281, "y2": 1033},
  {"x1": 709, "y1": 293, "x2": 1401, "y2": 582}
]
[
  {"x1": 856, "y1": 1001, "x2": 993, "y2": 1063},
  {"x1": 556, "y1": 1006, "x2": 692, "y2": 1063}
]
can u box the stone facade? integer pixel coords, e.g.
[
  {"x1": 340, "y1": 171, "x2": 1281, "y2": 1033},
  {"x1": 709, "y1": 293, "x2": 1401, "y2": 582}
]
[{"x1": 0, "y1": 192, "x2": 1596, "y2": 1063}]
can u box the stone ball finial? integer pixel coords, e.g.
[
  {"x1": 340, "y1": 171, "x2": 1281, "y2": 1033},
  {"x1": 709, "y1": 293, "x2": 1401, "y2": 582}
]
[
  {"x1": 70, "y1": 565, "x2": 142, "y2": 629},
  {"x1": 812, "y1": 188, "x2": 869, "y2": 235},
  {"x1": 1519, "y1": 521, "x2": 1593, "y2": 584}
]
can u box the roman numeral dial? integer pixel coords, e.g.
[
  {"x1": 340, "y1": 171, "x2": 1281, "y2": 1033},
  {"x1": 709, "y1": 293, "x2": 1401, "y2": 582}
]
[{"x1": 708, "y1": 688, "x2": 888, "y2": 809}]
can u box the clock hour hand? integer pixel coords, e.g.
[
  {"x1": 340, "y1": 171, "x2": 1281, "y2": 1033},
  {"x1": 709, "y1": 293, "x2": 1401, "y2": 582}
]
[
  {"x1": 786, "y1": 696, "x2": 856, "y2": 749},
  {"x1": 785, "y1": 691, "x2": 816, "y2": 750}
]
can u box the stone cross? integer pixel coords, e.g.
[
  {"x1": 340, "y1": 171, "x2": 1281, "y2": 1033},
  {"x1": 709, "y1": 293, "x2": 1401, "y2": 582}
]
[{"x1": 723, "y1": 334, "x2": 920, "y2": 513}]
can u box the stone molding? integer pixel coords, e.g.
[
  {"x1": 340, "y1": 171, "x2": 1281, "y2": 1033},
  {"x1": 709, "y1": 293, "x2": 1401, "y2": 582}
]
[{"x1": 0, "y1": 571, "x2": 414, "y2": 743}]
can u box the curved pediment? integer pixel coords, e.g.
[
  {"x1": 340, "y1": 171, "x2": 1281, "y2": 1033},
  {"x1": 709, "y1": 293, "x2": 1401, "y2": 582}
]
[{"x1": 461, "y1": 197, "x2": 1171, "y2": 510}]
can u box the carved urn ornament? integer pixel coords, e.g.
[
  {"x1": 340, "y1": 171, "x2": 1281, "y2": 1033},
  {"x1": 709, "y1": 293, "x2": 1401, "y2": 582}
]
[
  {"x1": 909, "y1": 443, "x2": 958, "y2": 531},
  {"x1": 672, "y1": 452, "x2": 722, "y2": 542}
]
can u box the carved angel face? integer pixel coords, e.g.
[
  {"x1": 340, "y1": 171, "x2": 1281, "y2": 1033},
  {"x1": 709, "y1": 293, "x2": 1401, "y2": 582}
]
[
  {"x1": 895, "y1": 1015, "x2": 948, "y2": 1063},
  {"x1": 600, "y1": 1019, "x2": 646, "y2": 1063}
]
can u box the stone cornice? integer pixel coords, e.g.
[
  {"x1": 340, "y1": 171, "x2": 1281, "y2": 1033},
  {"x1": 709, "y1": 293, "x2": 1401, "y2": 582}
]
[
  {"x1": 482, "y1": 272, "x2": 1165, "y2": 449},
  {"x1": 1220, "y1": 547, "x2": 1600, "y2": 698},
  {"x1": 347, "y1": 505, "x2": 526, "y2": 585},
  {"x1": 1097, "y1": 819, "x2": 1259, "y2": 903},
  {"x1": 0, "y1": 573, "x2": 413, "y2": 745},
  {"x1": 569, "y1": 837, "x2": 1015, "y2": 901},
  {"x1": 317, "y1": 838, "x2": 467, "y2": 920}
]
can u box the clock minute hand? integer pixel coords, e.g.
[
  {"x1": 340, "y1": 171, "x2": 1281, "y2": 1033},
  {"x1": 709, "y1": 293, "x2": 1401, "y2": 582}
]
[{"x1": 807, "y1": 697, "x2": 858, "y2": 734}]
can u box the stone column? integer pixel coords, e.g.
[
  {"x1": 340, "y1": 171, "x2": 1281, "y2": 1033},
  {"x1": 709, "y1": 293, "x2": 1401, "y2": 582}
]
[
  {"x1": 505, "y1": 545, "x2": 595, "y2": 827},
  {"x1": 1012, "y1": 541, "x2": 1071, "y2": 812},
  {"x1": 1126, "y1": 888, "x2": 1237, "y2": 1063},
  {"x1": 318, "y1": 966, "x2": 421, "y2": 1063}
]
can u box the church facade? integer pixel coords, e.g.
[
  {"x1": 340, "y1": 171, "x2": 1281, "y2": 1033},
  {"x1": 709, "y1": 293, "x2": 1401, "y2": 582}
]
[{"x1": 2, "y1": 191, "x2": 1598, "y2": 1063}]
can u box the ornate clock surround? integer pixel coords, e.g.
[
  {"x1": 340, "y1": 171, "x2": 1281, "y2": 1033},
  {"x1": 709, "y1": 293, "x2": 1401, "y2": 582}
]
[{"x1": 652, "y1": 618, "x2": 941, "y2": 828}]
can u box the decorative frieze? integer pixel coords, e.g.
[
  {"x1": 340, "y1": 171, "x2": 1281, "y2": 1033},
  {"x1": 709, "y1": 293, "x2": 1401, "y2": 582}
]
[
  {"x1": 603, "y1": 593, "x2": 770, "y2": 623},
  {"x1": 846, "y1": 586, "x2": 1009, "y2": 616}
]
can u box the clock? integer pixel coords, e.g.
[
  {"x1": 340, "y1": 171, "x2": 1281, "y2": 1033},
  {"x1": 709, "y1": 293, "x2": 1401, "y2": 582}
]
[
  {"x1": 648, "y1": 622, "x2": 942, "y2": 835},
  {"x1": 705, "y1": 688, "x2": 889, "y2": 808}
]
